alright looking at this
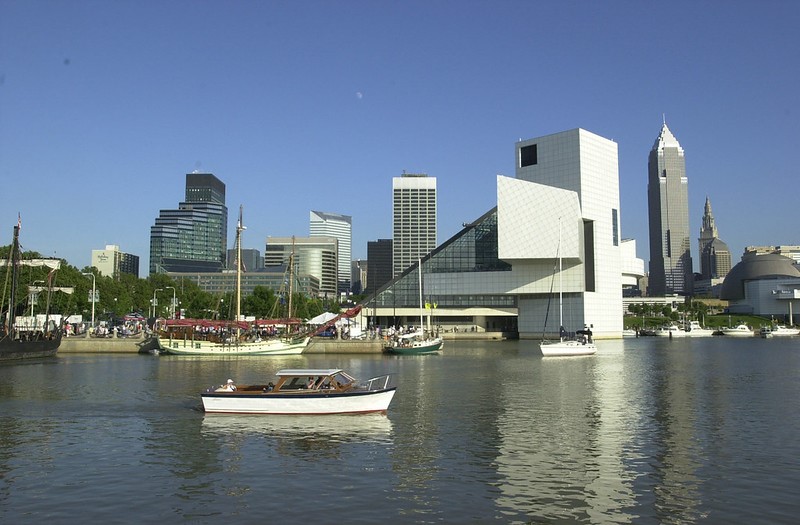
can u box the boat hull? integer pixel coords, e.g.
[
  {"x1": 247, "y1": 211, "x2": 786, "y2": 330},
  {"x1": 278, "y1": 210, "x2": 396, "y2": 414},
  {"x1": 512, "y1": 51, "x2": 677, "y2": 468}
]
[
  {"x1": 201, "y1": 388, "x2": 397, "y2": 415},
  {"x1": 0, "y1": 336, "x2": 61, "y2": 361},
  {"x1": 385, "y1": 339, "x2": 442, "y2": 355},
  {"x1": 158, "y1": 336, "x2": 309, "y2": 356},
  {"x1": 539, "y1": 340, "x2": 597, "y2": 356}
]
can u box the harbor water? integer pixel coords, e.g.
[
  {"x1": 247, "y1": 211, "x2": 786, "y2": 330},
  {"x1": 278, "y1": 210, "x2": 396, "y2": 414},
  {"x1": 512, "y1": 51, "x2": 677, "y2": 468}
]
[{"x1": 2, "y1": 336, "x2": 800, "y2": 524}]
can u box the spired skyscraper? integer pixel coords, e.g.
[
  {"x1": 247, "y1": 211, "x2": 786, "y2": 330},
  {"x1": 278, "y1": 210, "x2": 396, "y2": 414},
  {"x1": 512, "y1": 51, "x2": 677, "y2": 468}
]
[
  {"x1": 392, "y1": 173, "x2": 437, "y2": 276},
  {"x1": 149, "y1": 172, "x2": 228, "y2": 275},
  {"x1": 698, "y1": 196, "x2": 732, "y2": 280},
  {"x1": 647, "y1": 123, "x2": 693, "y2": 296},
  {"x1": 309, "y1": 211, "x2": 352, "y2": 294}
]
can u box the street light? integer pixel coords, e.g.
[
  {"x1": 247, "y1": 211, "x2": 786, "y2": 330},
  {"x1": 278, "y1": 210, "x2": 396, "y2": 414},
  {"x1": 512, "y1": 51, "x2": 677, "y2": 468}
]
[
  {"x1": 152, "y1": 288, "x2": 162, "y2": 318},
  {"x1": 81, "y1": 272, "x2": 96, "y2": 328},
  {"x1": 31, "y1": 280, "x2": 46, "y2": 317},
  {"x1": 164, "y1": 286, "x2": 176, "y2": 319}
]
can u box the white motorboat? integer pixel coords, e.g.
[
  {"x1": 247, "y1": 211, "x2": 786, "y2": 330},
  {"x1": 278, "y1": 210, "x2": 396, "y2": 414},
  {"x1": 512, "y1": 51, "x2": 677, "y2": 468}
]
[
  {"x1": 722, "y1": 324, "x2": 754, "y2": 337},
  {"x1": 654, "y1": 324, "x2": 687, "y2": 337},
  {"x1": 770, "y1": 325, "x2": 800, "y2": 337},
  {"x1": 201, "y1": 369, "x2": 397, "y2": 415},
  {"x1": 685, "y1": 320, "x2": 715, "y2": 337}
]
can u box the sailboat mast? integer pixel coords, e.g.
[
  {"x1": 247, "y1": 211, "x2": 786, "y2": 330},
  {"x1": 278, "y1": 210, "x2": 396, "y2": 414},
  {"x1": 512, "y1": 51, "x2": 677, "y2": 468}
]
[
  {"x1": 418, "y1": 257, "x2": 424, "y2": 334},
  {"x1": 6, "y1": 221, "x2": 20, "y2": 334},
  {"x1": 235, "y1": 205, "x2": 245, "y2": 323},
  {"x1": 288, "y1": 236, "x2": 295, "y2": 321},
  {"x1": 558, "y1": 219, "x2": 563, "y2": 340}
]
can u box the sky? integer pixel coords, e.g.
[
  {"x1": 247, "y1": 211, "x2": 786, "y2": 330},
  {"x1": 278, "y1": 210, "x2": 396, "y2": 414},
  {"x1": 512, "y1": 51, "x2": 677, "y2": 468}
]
[{"x1": 1, "y1": 1, "x2": 798, "y2": 277}]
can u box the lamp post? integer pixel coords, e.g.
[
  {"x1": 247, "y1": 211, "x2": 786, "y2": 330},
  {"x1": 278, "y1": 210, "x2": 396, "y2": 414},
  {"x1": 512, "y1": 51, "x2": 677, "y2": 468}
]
[
  {"x1": 165, "y1": 286, "x2": 176, "y2": 319},
  {"x1": 152, "y1": 288, "x2": 162, "y2": 318},
  {"x1": 81, "y1": 272, "x2": 96, "y2": 328},
  {"x1": 31, "y1": 280, "x2": 46, "y2": 317}
]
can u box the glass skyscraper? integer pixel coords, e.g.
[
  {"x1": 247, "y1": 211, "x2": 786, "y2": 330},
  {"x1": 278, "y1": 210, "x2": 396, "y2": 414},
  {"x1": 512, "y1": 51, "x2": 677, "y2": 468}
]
[
  {"x1": 149, "y1": 172, "x2": 228, "y2": 275},
  {"x1": 647, "y1": 123, "x2": 693, "y2": 296}
]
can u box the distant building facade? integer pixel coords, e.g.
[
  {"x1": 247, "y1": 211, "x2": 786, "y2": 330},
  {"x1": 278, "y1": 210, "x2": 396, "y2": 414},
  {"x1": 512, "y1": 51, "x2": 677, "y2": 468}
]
[
  {"x1": 620, "y1": 239, "x2": 645, "y2": 297},
  {"x1": 149, "y1": 172, "x2": 228, "y2": 275},
  {"x1": 647, "y1": 123, "x2": 693, "y2": 296},
  {"x1": 393, "y1": 173, "x2": 437, "y2": 276},
  {"x1": 368, "y1": 128, "x2": 623, "y2": 339},
  {"x1": 351, "y1": 259, "x2": 367, "y2": 295},
  {"x1": 226, "y1": 248, "x2": 263, "y2": 272},
  {"x1": 91, "y1": 244, "x2": 139, "y2": 278},
  {"x1": 366, "y1": 239, "x2": 392, "y2": 294},
  {"x1": 264, "y1": 236, "x2": 338, "y2": 299},
  {"x1": 698, "y1": 196, "x2": 732, "y2": 280},
  {"x1": 310, "y1": 211, "x2": 352, "y2": 294}
]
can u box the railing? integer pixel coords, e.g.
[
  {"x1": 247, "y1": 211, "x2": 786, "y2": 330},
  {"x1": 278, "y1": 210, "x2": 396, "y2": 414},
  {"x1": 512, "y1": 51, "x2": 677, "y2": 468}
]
[{"x1": 363, "y1": 374, "x2": 392, "y2": 391}]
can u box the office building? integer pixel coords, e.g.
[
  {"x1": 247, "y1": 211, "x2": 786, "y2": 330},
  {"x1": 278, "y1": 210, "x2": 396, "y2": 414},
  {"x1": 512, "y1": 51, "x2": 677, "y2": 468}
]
[
  {"x1": 310, "y1": 211, "x2": 352, "y2": 294},
  {"x1": 393, "y1": 173, "x2": 437, "y2": 276},
  {"x1": 149, "y1": 172, "x2": 228, "y2": 275},
  {"x1": 647, "y1": 122, "x2": 693, "y2": 296},
  {"x1": 698, "y1": 196, "x2": 732, "y2": 280},
  {"x1": 264, "y1": 236, "x2": 338, "y2": 299},
  {"x1": 91, "y1": 245, "x2": 140, "y2": 278},
  {"x1": 226, "y1": 248, "x2": 263, "y2": 272},
  {"x1": 366, "y1": 239, "x2": 392, "y2": 294}
]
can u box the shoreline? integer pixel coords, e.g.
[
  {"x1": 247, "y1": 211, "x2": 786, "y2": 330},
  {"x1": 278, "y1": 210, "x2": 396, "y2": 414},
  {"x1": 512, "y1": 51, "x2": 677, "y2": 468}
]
[{"x1": 57, "y1": 331, "x2": 512, "y2": 354}]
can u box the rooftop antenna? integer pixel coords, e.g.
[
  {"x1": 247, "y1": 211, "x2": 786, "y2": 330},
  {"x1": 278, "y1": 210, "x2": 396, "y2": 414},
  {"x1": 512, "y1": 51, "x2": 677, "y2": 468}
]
[{"x1": 662, "y1": 113, "x2": 666, "y2": 125}]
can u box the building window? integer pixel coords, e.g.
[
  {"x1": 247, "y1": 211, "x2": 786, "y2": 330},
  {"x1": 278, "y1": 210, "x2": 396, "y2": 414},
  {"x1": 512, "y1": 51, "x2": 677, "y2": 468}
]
[
  {"x1": 612, "y1": 209, "x2": 619, "y2": 246},
  {"x1": 519, "y1": 144, "x2": 537, "y2": 167}
]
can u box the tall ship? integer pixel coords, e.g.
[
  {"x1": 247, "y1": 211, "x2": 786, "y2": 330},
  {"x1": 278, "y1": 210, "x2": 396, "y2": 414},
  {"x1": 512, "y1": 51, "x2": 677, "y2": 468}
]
[
  {"x1": 156, "y1": 206, "x2": 310, "y2": 356},
  {"x1": 1, "y1": 218, "x2": 62, "y2": 361}
]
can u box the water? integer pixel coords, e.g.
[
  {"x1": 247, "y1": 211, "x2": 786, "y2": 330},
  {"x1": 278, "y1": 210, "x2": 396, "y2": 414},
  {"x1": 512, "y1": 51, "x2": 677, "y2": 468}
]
[{"x1": 2, "y1": 337, "x2": 800, "y2": 524}]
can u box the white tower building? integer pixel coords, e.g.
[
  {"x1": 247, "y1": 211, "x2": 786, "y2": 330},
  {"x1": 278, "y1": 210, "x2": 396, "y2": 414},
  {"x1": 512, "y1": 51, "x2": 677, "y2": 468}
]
[
  {"x1": 392, "y1": 173, "x2": 437, "y2": 276},
  {"x1": 310, "y1": 211, "x2": 352, "y2": 293}
]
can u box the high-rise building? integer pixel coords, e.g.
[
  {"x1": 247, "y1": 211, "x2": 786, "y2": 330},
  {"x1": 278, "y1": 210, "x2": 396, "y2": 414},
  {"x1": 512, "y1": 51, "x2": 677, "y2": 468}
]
[
  {"x1": 91, "y1": 245, "x2": 140, "y2": 278},
  {"x1": 698, "y1": 197, "x2": 731, "y2": 280},
  {"x1": 226, "y1": 248, "x2": 263, "y2": 272},
  {"x1": 393, "y1": 173, "x2": 437, "y2": 276},
  {"x1": 366, "y1": 239, "x2": 393, "y2": 294},
  {"x1": 264, "y1": 236, "x2": 338, "y2": 299},
  {"x1": 647, "y1": 123, "x2": 693, "y2": 296},
  {"x1": 149, "y1": 172, "x2": 228, "y2": 275},
  {"x1": 310, "y1": 211, "x2": 352, "y2": 293}
]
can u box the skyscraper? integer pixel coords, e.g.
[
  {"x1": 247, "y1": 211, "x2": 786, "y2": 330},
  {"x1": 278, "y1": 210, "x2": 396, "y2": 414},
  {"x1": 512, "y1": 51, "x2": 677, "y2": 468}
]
[
  {"x1": 392, "y1": 173, "x2": 437, "y2": 276},
  {"x1": 647, "y1": 123, "x2": 693, "y2": 296},
  {"x1": 698, "y1": 197, "x2": 732, "y2": 280},
  {"x1": 149, "y1": 172, "x2": 228, "y2": 275},
  {"x1": 309, "y1": 211, "x2": 352, "y2": 293}
]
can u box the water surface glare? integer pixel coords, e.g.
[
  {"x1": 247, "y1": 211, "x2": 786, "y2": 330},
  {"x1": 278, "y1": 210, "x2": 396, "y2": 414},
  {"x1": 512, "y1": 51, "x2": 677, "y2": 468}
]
[{"x1": 2, "y1": 337, "x2": 800, "y2": 523}]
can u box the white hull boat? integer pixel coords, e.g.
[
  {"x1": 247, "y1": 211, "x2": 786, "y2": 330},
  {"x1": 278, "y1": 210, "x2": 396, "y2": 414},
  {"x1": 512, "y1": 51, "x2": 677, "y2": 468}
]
[
  {"x1": 654, "y1": 324, "x2": 687, "y2": 337},
  {"x1": 540, "y1": 338, "x2": 596, "y2": 357},
  {"x1": 685, "y1": 321, "x2": 715, "y2": 337},
  {"x1": 538, "y1": 219, "x2": 596, "y2": 357},
  {"x1": 722, "y1": 324, "x2": 754, "y2": 337},
  {"x1": 770, "y1": 326, "x2": 800, "y2": 337},
  {"x1": 159, "y1": 335, "x2": 309, "y2": 356},
  {"x1": 201, "y1": 369, "x2": 396, "y2": 415}
]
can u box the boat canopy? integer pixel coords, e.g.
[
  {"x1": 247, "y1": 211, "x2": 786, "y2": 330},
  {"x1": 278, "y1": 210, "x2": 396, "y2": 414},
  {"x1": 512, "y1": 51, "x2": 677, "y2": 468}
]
[{"x1": 276, "y1": 368, "x2": 344, "y2": 377}]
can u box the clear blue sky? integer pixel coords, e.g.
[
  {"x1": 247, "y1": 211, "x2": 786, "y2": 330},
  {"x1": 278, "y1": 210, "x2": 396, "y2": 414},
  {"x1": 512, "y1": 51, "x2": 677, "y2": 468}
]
[{"x1": 1, "y1": 1, "x2": 798, "y2": 276}]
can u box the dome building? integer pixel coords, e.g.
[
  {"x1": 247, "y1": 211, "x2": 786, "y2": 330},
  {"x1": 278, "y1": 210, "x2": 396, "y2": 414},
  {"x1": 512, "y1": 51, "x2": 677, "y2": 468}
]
[{"x1": 720, "y1": 252, "x2": 800, "y2": 322}]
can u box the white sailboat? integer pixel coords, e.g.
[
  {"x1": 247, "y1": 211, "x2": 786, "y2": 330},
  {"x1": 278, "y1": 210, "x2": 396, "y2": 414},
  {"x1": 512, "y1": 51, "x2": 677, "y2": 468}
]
[
  {"x1": 539, "y1": 220, "x2": 596, "y2": 357},
  {"x1": 158, "y1": 206, "x2": 310, "y2": 355}
]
